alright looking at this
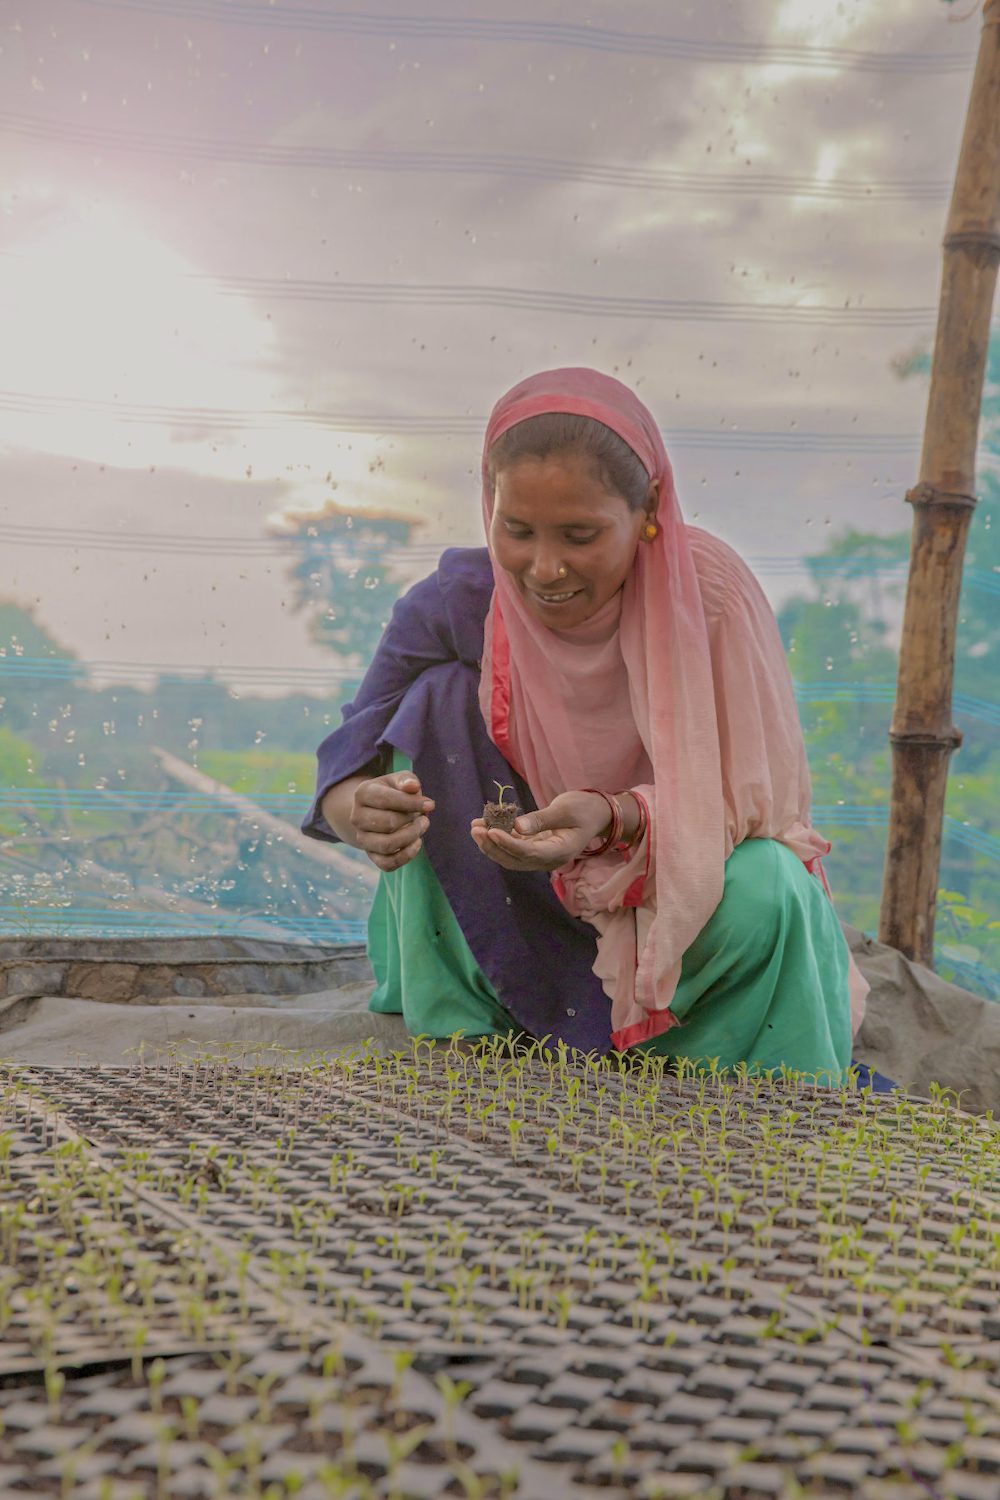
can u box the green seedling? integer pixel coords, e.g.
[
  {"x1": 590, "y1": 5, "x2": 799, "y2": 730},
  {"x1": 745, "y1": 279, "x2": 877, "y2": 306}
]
[
  {"x1": 450, "y1": 1462, "x2": 491, "y2": 1499},
  {"x1": 147, "y1": 1356, "x2": 167, "y2": 1414},
  {"x1": 385, "y1": 1424, "x2": 433, "y2": 1497},
  {"x1": 44, "y1": 1364, "x2": 65, "y2": 1417},
  {"x1": 482, "y1": 782, "x2": 521, "y2": 832}
]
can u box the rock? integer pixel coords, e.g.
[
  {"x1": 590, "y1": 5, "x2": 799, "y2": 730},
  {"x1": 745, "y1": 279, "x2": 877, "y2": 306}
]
[
  {"x1": 1, "y1": 964, "x2": 67, "y2": 999},
  {"x1": 64, "y1": 964, "x2": 140, "y2": 1003},
  {"x1": 170, "y1": 973, "x2": 209, "y2": 998},
  {"x1": 0, "y1": 938, "x2": 374, "y2": 1004}
]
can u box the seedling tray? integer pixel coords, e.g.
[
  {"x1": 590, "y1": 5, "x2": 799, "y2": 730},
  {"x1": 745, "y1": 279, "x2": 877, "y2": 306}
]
[{"x1": 1, "y1": 1043, "x2": 998, "y2": 1497}]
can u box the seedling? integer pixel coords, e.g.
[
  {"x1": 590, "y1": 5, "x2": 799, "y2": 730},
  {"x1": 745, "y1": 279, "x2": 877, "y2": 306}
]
[
  {"x1": 435, "y1": 1373, "x2": 474, "y2": 1459},
  {"x1": 6, "y1": 1036, "x2": 998, "y2": 1499},
  {"x1": 482, "y1": 781, "x2": 521, "y2": 833}
]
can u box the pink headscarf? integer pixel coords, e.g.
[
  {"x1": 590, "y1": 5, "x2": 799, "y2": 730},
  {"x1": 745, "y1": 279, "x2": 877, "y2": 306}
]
[{"x1": 477, "y1": 367, "x2": 868, "y2": 1051}]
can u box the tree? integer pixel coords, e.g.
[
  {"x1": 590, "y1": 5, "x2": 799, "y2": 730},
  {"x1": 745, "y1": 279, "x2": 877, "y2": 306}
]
[{"x1": 275, "y1": 500, "x2": 421, "y2": 670}]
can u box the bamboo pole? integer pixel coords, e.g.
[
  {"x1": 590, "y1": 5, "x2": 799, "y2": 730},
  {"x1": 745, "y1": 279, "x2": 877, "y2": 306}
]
[{"x1": 879, "y1": 0, "x2": 1000, "y2": 964}]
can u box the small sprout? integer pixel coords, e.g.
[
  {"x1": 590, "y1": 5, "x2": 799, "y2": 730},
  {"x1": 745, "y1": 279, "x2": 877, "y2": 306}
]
[
  {"x1": 482, "y1": 782, "x2": 522, "y2": 832},
  {"x1": 391, "y1": 1346, "x2": 416, "y2": 1392},
  {"x1": 147, "y1": 1357, "x2": 167, "y2": 1415},
  {"x1": 45, "y1": 1365, "x2": 65, "y2": 1417},
  {"x1": 610, "y1": 1435, "x2": 631, "y2": 1478},
  {"x1": 451, "y1": 1463, "x2": 489, "y2": 1499},
  {"x1": 180, "y1": 1394, "x2": 200, "y2": 1442}
]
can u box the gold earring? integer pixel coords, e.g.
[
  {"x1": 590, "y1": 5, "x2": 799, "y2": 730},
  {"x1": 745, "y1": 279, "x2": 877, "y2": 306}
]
[{"x1": 643, "y1": 521, "x2": 658, "y2": 540}]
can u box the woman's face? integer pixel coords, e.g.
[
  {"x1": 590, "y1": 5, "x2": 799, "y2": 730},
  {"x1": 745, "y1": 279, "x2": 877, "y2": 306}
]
[{"x1": 490, "y1": 450, "x2": 654, "y2": 627}]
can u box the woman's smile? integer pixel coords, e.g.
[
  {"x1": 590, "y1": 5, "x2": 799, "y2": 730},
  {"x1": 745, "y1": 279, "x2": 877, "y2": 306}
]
[{"x1": 529, "y1": 585, "x2": 584, "y2": 609}]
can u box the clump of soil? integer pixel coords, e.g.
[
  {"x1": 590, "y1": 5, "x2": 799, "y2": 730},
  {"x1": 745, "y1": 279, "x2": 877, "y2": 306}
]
[{"x1": 482, "y1": 799, "x2": 521, "y2": 833}]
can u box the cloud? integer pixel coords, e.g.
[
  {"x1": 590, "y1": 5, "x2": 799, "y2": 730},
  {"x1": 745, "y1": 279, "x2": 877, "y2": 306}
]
[
  {"x1": 772, "y1": 0, "x2": 936, "y2": 45},
  {"x1": 0, "y1": 0, "x2": 972, "y2": 676}
]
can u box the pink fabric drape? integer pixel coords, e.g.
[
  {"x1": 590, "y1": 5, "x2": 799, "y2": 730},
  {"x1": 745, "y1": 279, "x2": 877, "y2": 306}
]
[{"x1": 477, "y1": 368, "x2": 869, "y2": 1050}]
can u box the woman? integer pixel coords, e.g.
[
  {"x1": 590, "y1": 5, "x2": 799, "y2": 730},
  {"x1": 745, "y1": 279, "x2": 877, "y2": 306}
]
[{"x1": 303, "y1": 368, "x2": 869, "y2": 1080}]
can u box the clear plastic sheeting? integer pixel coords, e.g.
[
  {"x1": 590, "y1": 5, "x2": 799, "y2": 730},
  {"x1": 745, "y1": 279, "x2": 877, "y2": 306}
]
[{"x1": 0, "y1": 1, "x2": 997, "y2": 998}]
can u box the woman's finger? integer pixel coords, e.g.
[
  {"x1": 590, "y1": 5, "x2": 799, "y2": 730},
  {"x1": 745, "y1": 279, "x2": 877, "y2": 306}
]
[
  {"x1": 482, "y1": 849, "x2": 527, "y2": 870},
  {"x1": 470, "y1": 828, "x2": 521, "y2": 869},
  {"x1": 370, "y1": 835, "x2": 422, "y2": 871},
  {"x1": 488, "y1": 828, "x2": 564, "y2": 860},
  {"x1": 471, "y1": 827, "x2": 564, "y2": 872},
  {"x1": 358, "y1": 774, "x2": 430, "y2": 821},
  {"x1": 364, "y1": 815, "x2": 428, "y2": 852},
  {"x1": 357, "y1": 807, "x2": 410, "y2": 834}
]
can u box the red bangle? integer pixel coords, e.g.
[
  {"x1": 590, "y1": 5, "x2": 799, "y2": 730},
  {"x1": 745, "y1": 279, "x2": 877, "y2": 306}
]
[
  {"x1": 578, "y1": 789, "x2": 623, "y2": 858},
  {"x1": 616, "y1": 792, "x2": 648, "y2": 854}
]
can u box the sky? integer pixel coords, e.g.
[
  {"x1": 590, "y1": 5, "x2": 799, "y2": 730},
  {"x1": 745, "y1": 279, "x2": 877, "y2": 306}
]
[{"x1": 0, "y1": 0, "x2": 983, "y2": 690}]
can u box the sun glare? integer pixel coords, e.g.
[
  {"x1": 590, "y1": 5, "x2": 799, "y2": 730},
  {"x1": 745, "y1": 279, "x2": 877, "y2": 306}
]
[
  {"x1": 0, "y1": 204, "x2": 274, "y2": 449},
  {"x1": 774, "y1": 0, "x2": 917, "y2": 44},
  {"x1": 0, "y1": 201, "x2": 398, "y2": 510}
]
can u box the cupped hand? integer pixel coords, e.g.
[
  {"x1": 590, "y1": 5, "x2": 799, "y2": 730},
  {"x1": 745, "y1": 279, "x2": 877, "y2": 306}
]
[
  {"x1": 469, "y1": 790, "x2": 609, "y2": 872},
  {"x1": 351, "y1": 770, "x2": 435, "y2": 872}
]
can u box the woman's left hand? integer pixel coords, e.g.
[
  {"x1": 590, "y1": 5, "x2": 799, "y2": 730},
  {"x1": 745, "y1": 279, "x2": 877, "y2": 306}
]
[{"x1": 470, "y1": 790, "x2": 609, "y2": 872}]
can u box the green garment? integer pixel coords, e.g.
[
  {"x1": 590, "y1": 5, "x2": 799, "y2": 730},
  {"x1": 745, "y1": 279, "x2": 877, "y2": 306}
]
[
  {"x1": 642, "y1": 833, "x2": 852, "y2": 1084},
  {"x1": 368, "y1": 750, "x2": 853, "y2": 1082},
  {"x1": 367, "y1": 754, "x2": 519, "y2": 1040}
]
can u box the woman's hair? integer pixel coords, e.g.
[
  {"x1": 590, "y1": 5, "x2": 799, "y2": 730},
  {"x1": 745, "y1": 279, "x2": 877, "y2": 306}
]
[{"x1": 487, "y1": 413, "x2": 650, "y2": 511}]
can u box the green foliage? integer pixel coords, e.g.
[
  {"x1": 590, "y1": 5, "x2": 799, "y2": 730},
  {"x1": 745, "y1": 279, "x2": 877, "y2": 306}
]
[
  {"x1": 777, "y1": 339, "x2": 1000, "y2": 997},
  {"x1": 198, "y1": 751, "x2": 317, "y2": 797},
  {"x1": 780, "y1": 511, "x2": 1000, "y2": 990},
  {"x1": 0, "y1": 728, "x2": 38, "y2": 838},
  {"x1": 282, "y1": 508, "x2": 419, "y2": 664},
  {"x1": 936, "y1": 890, "x2": 1000, "y2": 996},
  {"x1": 0, "y1": 601, "x2": 77, "y2": 663},
  {"x1": 0, "y1": 673, "x2": 342, "y2": 773},
  {"x1": 0, "y1": 727, "x2": 35, "y2": 785}
]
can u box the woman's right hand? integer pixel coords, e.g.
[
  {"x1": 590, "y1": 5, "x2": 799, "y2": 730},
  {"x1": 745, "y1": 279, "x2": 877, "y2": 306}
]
[{"x1": 351, "y1": 771, "x2": 435, "y2": 872}]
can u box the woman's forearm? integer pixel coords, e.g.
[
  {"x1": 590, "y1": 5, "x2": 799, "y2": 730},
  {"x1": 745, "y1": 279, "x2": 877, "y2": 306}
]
[{"x1": 320, "y1": 775, "x2": 370, "y2": 848}]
